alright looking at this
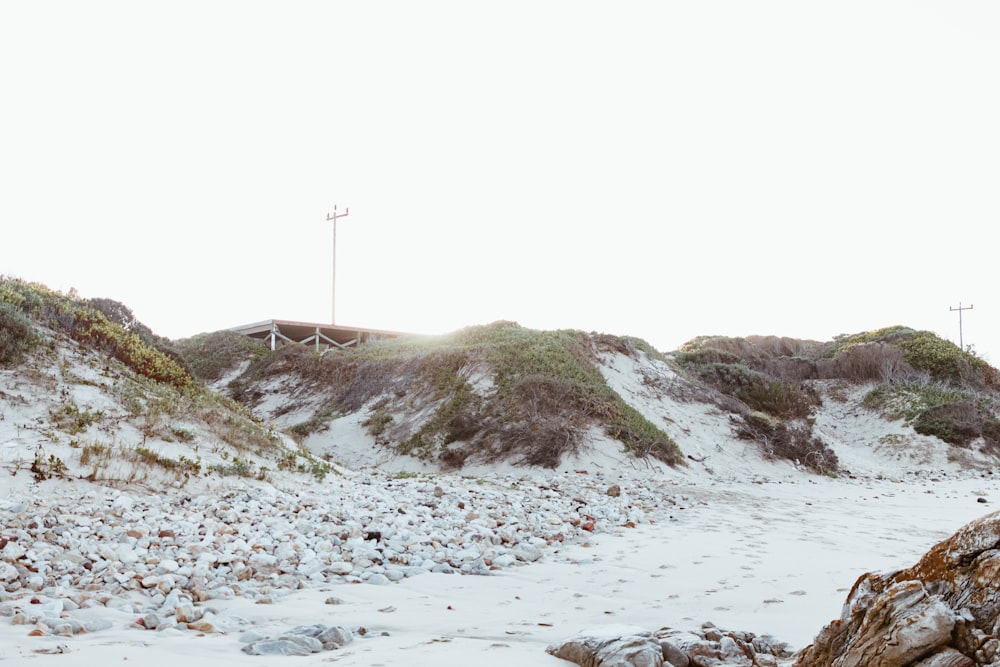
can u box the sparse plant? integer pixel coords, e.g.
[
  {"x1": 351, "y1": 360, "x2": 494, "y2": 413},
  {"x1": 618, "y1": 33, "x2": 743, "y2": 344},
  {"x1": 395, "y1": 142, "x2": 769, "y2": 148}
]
[
  {"x1": 209, "y1": 457, "x2": 254, "y2": 477},
  {"x1": 31, "y1": 452, "x2": 68, "y2": 481},
  {"x1": 362, "y1": 408, "x2": 394, "y2": 436},
  {"x1": 303, "y1": 458, "x2": 334, "y2": 481},
  {"x1": 49, "y1": 401, "x2": 103, "y2": 435},
  {"x1": 170, "y1": 426, "x2": 196, "y2": 443},
  {"x1": 391, "y1": 470, "x2": 425, "y2": 479},
  {"x1": 289, "y1": 411, "x2": 334, "y2": 440},
  {"x1": 79, "y1": 442, "x2": 110, "y2": 466}
]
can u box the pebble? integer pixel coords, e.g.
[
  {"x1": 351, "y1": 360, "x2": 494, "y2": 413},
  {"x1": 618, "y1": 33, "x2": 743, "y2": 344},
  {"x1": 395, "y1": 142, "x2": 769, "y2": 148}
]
[{"x1": 0, "y1": 470, "x2": 692, "y2": 641}]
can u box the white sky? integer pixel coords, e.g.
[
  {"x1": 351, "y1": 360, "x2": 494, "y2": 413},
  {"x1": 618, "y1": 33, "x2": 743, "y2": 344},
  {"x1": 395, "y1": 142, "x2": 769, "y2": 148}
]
[{"x1": 2, "y1": 2, "x2": 998, "y2": 361}]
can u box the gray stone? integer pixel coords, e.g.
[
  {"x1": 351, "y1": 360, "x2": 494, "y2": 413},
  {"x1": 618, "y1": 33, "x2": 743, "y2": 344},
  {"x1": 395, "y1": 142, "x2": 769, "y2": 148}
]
[
  {"x1": 547, "y1": 628, "x2": 663, "y2": 667},
  {"x1": 241, "y1": 639, "x2": 316, "y2": 656}
]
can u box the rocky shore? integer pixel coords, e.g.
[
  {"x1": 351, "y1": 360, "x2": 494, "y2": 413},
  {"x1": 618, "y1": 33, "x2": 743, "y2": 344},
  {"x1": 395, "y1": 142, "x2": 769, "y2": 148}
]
[
  {"x1": 4, "y1": 466, "x2": 1000, "y2": 665},
  {"x1": 0, "y1": 467, "x2": 685, "y2": 646}
]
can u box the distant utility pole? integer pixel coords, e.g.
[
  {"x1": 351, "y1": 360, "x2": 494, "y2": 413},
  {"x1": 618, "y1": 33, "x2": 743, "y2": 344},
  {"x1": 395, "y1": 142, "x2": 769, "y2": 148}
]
[
  {"x1": 325, "y1": 205, "x2": 350, "y2": 324},
  {"x1": 949, "y1": 301, "x2": 973, "y2": 351}
]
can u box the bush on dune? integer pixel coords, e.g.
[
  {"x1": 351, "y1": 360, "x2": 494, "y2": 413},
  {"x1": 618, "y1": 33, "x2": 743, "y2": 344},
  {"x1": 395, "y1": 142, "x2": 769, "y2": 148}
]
[
  {"x1": 0, "y1": 276, "x2": 194, "y2": 389},
  {"x1": 238, "y1": 322, "x2": 683, "y2": 469},
  {"x1": 0, "y1": 301, "x2": 37, "y2": 366}
]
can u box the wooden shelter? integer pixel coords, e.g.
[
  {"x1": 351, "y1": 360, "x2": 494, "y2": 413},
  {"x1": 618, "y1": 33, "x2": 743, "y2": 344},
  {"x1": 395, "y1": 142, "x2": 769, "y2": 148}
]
[{"x1": 230, "y1": 319, "x2": 411, "y2": 353}]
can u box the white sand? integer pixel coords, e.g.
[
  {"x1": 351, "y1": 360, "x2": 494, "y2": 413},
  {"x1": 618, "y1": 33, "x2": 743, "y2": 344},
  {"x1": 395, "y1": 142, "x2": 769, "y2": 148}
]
[{"x1": 2, "y1": 468, "x2": 997, "y2": 665}]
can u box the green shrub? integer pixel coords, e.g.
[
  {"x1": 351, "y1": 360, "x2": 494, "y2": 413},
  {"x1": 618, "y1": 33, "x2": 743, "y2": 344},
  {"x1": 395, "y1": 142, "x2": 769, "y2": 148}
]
[
  {"x1": 0, "y1": 302, "x2": 36, "y2": 366},
  {"x1": 863, "y1": 382, "x2": 969, "y2": 422},
  {"x1": 899, "y1": 331, "x2": 996, "y2": 388},
  {"x1": 829, "y1": 326, "x2": 917, "y2": 351},
  {"x1": 862, "y1": 381, "x2": 1000, "y2": 448},
  {"x1": 689, "y1": 362, "x2": 817, "y2": 419},
  {"x1": 174, "y1": 330, "x2": 269, "y2": 383},
  {"x1": 0, "y1": 277, "x2": 195, "y2": 389},
  {"x1": 912, "y1": 401, "x2": 982, "y2": 446}
]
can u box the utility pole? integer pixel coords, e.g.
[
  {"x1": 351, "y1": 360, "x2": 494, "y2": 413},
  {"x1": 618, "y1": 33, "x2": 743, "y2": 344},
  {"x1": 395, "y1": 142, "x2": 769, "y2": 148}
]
[
  {"x1": 949, "y1": 301, "x2": 973, "y2": 351},
  {"x1": 325, "y1": 205, "x2": 349, "y2": 324}
]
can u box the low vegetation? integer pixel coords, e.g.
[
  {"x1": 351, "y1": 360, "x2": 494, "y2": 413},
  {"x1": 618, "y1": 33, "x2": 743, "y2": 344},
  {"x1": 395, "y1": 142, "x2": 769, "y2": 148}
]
[
  {"x1": 0, "y1": 276, "x2": 335, "y2": 487},
  {"x1": 232, "y1": 321, "x2": 682, "y2": 469},
  {"x1": 676, "y1": 326, "x2": 1000, "y2": 471},
  {"x1": 863, "y1": 382, "x2": 1000, "y2": 452},
  {"x1": 0, "y1": 277, "x2": 193, "y2": 389},
  {"x1": 173, "y1": 330, "x2": 269, "y2": 384},
  {"x1": 674, "y1": 337, "x2": 838, "y2": 473},
  {"x1": 0, "y1": 301, "x2": 38, "y2": 366},
  {"x1": 6, "y1": 275, "x2": 1000, "y2": 478}
]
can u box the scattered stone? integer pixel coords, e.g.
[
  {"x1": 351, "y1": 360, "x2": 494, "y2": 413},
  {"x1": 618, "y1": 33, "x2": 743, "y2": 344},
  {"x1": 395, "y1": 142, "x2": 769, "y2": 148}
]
[{"x1": 0, "y1": 468, "x2": 700, "y2": 659}]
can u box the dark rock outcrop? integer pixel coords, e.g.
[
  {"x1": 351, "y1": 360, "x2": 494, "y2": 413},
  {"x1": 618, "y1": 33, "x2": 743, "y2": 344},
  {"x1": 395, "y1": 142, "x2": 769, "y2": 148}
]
[{"x1": 795, "y1": 510, "x2": 1000, "y2": 666}]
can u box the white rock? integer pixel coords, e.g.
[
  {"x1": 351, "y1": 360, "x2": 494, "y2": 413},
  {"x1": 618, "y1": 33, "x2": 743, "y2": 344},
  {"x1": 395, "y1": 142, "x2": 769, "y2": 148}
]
[
  {"x1": 329, "y1": 561, "x2": 353, "y2": 575},
  {"x1": 513, "y1": 544, "x2": 543, "y2": 562},
  {"x1": 158, "y1": 559, "x2": 180, "y2": 573},
  {"x1": 492, "y1": 553, "x2": 516, "y2": 568}
]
